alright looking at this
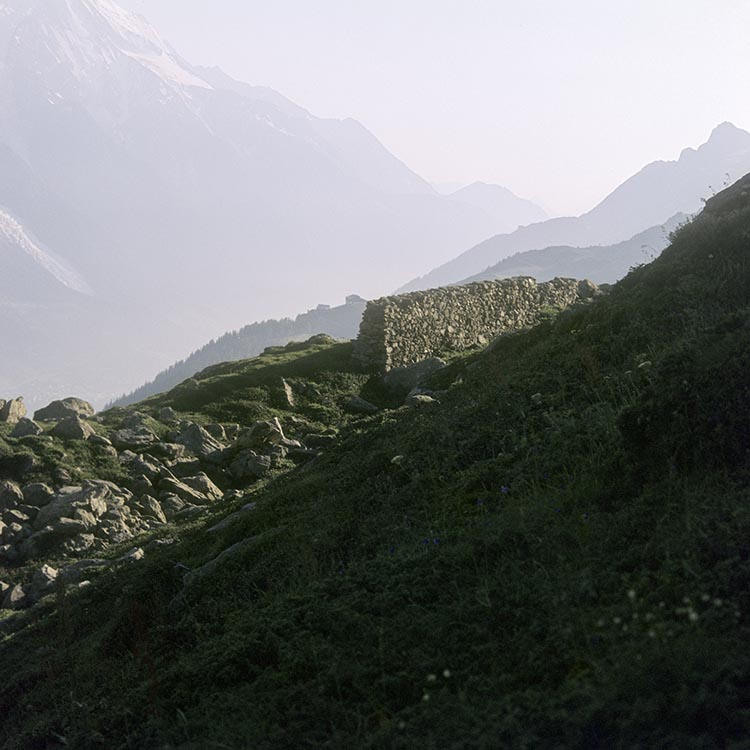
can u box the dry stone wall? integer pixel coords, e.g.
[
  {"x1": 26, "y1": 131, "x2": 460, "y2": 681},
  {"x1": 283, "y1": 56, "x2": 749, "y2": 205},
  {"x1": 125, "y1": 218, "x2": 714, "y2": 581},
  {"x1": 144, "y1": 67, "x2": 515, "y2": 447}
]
[{"x1": 354, "y1": 277, "x2": 598, "y2": 371}]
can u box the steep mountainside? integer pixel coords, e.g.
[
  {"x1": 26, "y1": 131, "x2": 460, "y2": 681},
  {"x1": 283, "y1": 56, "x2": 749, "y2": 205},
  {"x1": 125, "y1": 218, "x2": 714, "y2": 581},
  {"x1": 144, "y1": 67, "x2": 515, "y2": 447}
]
[
  {"x1": 459, "y1": 214, "x2": 686, "y2": 286},
  {"x1": 400, "y1": 122, "x2": 750, "y2": 291},
  {"x1": 1, "y1": 174, "x2": 750, "y2": 748},
  {"x1": 0, "y1": 0, "x2": 516, "y2": 407}
]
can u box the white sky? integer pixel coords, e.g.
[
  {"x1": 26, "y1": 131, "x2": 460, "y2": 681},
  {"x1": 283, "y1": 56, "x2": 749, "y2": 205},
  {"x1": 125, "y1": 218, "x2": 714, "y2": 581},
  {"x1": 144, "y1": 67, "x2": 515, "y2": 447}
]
[{"x1": 121, "y1": 0, "x2": 750, "y2": 216}]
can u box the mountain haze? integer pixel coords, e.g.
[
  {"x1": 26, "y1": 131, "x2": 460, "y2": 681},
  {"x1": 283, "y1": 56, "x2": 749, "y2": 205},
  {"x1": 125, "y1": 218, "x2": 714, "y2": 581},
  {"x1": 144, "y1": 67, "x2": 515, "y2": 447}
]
[
  {"x1": 400, "y1": 123, "x2": 750, "y2": 291},
  {"x1": 458, "y1": 215, "x2": 687, "y2": 286},
  {"x1": 0, "y1": 0, "x2": 534, "y2": 407},
  {"x1": 446, "y1": 182, "x2": 548, "y2": 234}
]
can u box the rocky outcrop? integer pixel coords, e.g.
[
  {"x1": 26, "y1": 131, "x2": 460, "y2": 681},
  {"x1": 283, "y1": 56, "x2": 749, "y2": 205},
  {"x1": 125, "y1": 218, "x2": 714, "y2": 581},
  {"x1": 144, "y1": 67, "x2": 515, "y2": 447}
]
[
  {"x1": 11, "y1": 418, "x2": 43, "y2": 438},
  {"x1": 34, "y1": 398, "x2": 95, "y2": 422},
  {"x1": 353, "y1": 277, "x2": 599, "y2": 371},
  {"x1": 50, "y1": 416, "x2": 96, "y2": 441},
  {"x1": 0, "y1": 398, "x2": 26, "y2": 425}
]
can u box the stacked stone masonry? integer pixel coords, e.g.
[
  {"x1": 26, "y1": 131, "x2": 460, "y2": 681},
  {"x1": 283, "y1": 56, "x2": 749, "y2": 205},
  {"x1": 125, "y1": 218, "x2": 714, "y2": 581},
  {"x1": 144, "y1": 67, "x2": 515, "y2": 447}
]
[{"x1": 354, "y1": 277, "x2": 598, "y2": 371}]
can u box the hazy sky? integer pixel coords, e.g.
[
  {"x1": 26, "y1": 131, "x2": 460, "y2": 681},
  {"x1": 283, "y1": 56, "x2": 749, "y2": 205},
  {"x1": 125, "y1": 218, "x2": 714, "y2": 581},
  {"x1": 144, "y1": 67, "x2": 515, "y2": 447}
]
[{"x1": 121, "y1": 0, "x2": 750, "y2": 216}]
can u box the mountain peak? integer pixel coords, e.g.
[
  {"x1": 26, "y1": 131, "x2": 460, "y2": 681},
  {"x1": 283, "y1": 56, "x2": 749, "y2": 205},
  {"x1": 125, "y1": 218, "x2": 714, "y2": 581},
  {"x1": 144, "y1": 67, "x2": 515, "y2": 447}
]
[
  {"x1": 0, "y1": 0, "x2": 213, "y2": 90},
  {"x1": 705, "y1": 121, "x2": 750, "y2": 149}
]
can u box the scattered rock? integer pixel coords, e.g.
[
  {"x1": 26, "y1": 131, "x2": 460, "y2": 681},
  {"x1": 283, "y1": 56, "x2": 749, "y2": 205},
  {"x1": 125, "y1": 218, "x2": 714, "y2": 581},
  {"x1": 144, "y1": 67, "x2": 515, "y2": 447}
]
[
  {"x1": 60, "y1": 534, "x2": 97, "y2": 556},
  {"x1": 172, "y1": 505, "x2": 205, "y2": 521},
  {"x1": 236, "y1": 419, "x2": 286, "y2": 451},
  {"x1": 111, "y1": 427, "x2": 158, "y2": 451},
  {"x1": 88, "y1": 434, "x2": 113, "y2": 448},
  {"x1": 204, "y1": 424, "x2": 227, "y2": 442},
  {"x1": 1, "y1": 583, "x2": 27, "y2": 611},
  {"x1": 24, "y1": 481, "x2": 133, "y2": 556},
  {"x1": 0, "y1": 397, "x2": 26, "y2": 425},
  {"x1": 160, "y1": 495, "x2": 186, "y2": 520},
  {"x1": 127, "y1": 454, "x2": 175, "y2": 483},
  {"x1": 206, "y1": 503, "x2": 257, "y2": 534},
  {"x1": 303, "y1": 433, "x2": 337, "y2": 448},
  {"x1": 383, "y1": 358, "x2": 448, "y2": 394},
  {"x1": 22, "y1": 483, "x2": 54, "y2": 508},
  {"x1": 158, "y1": 476, "x2": 220, "y2": 506},
  {"x1": 175, "y1": 423, "x2": 225, "y2": 458},
  {"x1": 58, "y1": 559, "x2": 110, "y2": 586},
  {"x1": 281, "y1": 378, "x2": 296, "y2": 408},
  {"x1": 130, "y1": 475, "x2": 154, "y2": 497},
  {"x1": 27, "y1": 565, "x2": 59, "y2": 603},
  {"x1": 157, "y1": 407, "x2": 178, "y2": 423},
  {"x1": 229, "y1": 451, "x2": 272, "y2": 481},
  {"x1": 181, "y1": 473, "x2": 223, "y2": 503},
  {"x1": 0, "y1": 481, "x2": 23, "y2": 511},
  {"x1": 50, "y1": 416, "x2": 96, "y2": 441},
  {"x1": 406, "y1": 394, "x2": 438, "y2": 408},
  {"x1": 11, "y1": 418, "x2": 43, "y2": 438},
  {"x1": 135, "y1": 496, "x2": 167, "y2": 524},
  {"x1": 119, "y1": 547, "x2": 145, "y2": 563},
  {"x1": 34, "y1": 398, "x2": 95, "y2": 422},
  {"x1": 4, "y1": 508, "x2": 31, "y2": 526},
  {"x1": 344, "y1": 395, "x2": 379, "y2": 415}
]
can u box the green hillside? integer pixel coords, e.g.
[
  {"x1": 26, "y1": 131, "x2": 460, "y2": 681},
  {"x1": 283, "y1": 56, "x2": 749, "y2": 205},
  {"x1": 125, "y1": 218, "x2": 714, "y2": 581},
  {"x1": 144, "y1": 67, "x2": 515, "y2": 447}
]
[{"x1": 2, "y1": 175, "x2": 750, "y2": 749}]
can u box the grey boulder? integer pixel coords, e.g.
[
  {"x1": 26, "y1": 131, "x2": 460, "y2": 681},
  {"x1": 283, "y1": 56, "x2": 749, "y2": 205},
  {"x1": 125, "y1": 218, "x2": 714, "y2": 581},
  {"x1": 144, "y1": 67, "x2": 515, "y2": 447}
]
[
  {"x1": 50, "y1": 416, "x2": 96, "y2": 441},
  {"x1": 383, "y1": 357, "x2": 447, "y2": 394},
  {"x1": 34, "y1": 398, "x2": 95, "y2": 422},
  {"x1": 11, "y1": 418, "x2": 43, "y2": 438}
]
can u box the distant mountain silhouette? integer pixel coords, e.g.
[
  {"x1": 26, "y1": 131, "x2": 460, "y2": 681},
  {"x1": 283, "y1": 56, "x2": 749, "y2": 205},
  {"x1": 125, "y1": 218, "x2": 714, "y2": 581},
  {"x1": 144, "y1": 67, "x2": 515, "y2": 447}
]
[
  {"x1": 459, "y1": 215, "x2": 687, "y2": 286},
  {"x1": 446, "y1": 182, "x2": 548, "y2": 234},
  {"x1": 109, "y1": 296, "x2": 367, "y2": 407},
  {"x1": 399, "y1": 123, "x2": 750, "y2": 292}
]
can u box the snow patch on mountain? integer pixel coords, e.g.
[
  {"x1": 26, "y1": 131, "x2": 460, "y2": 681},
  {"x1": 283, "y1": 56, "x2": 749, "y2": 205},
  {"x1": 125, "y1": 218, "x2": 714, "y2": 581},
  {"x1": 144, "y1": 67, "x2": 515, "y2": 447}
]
[
  {"x1": 123, "y1": 50, "x2": 211, "y2": 89},
  {"x1": 0, "y1": 208, "x2": 93, "y2": 294}
]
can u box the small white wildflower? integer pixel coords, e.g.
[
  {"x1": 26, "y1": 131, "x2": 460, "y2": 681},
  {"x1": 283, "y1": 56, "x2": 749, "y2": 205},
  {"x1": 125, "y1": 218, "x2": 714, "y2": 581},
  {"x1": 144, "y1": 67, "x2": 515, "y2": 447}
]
[
  {"x1": 701, "y1": 594, "x2": 711, "y2": 603},
  {"x1": 613, "y1": 616, "x2": 622, "y2": 625},
  {"x1": 689, "y1": 611, "x2": 699, "y2": 623},
  {"x1": 713, "y1": 598, "x2": 723, "y2": 608},
  {"x1": 422, "y1": 693, "x2": 430, "y2": 703},
  {"x1": 648, "y1": 629, "x2": 657, "y2": 638},
  {"x1": 627, "y1": 589, "x2": 637, "y2": 601},
  {"x1": 426, "y1": 674, "x2": 437, "y2": 683},
  {"x1": 443, "y1": 669, "x2": 451, "y2": 679}
]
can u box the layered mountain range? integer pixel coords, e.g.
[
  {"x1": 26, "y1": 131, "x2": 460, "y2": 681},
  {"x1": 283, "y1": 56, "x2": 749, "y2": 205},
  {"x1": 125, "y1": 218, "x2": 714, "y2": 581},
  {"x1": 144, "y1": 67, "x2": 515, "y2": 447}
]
[
  {"x1": 4, "y1": 0, "x2": 750, "y2": 410},
  {"x1": 0, "y1": 0, "x2": 542, "y2": 406},
  {"x1": 400, "y1": 122, "x2": 750, "y2": 291}
]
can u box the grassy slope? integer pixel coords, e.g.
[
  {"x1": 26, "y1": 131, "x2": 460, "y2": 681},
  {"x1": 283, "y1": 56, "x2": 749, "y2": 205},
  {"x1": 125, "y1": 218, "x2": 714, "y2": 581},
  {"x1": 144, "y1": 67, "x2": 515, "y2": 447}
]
[{"x1": 2, "y1": 178, "x2": 750, "y2": 749}]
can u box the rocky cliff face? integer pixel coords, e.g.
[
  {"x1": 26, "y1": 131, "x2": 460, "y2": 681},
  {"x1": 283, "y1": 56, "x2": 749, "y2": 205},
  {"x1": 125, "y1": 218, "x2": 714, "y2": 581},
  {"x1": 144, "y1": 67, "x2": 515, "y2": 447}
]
[{"x1": 354, "y1": 277, "x2": 599, "y2": 370}]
